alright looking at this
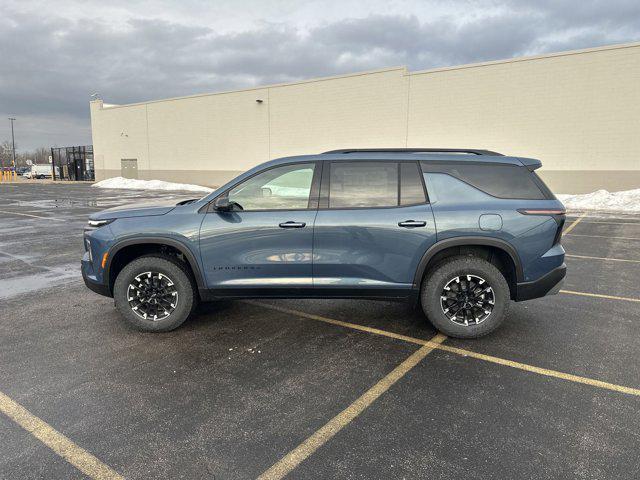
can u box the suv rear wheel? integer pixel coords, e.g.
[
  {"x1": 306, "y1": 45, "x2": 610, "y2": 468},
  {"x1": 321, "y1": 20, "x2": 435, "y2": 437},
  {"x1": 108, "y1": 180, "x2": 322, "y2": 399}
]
[
  {"x1": 421, "y1": 256, "x2": 509, "y2": 338},
  {"x1": 113, "y1": 255, "x2": 197, "y2": 332}
]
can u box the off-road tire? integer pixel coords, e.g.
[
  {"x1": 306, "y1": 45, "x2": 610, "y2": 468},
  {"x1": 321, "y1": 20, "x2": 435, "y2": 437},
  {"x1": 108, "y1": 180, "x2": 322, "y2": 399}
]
[
  {"x1": 114, "y1": 255, "x2": 197, "y2": 332},
  {"x1": 421, "y1": 255, "x2": 510, "y2": 338}
]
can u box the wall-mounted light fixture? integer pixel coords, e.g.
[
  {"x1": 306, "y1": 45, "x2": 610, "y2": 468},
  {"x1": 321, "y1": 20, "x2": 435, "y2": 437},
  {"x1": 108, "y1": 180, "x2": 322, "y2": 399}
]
[{"x1": 255, "y1": 99, "x2": 263, "y2": 103}]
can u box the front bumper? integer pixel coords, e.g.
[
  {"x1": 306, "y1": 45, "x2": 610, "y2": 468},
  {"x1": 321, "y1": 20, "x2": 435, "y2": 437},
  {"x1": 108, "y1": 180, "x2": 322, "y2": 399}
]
[
  {"x1": 81, "y1": 258, "x2": 112, "y2": 297},
  {"x1": 515, "y1": 263, "x2": 566, "y2": 301}
]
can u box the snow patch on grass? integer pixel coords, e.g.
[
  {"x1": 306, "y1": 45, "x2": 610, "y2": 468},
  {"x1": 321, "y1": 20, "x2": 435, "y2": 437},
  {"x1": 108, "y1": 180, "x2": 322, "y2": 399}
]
[
  {"x1": 557, "y1": 188, "x2": 640, "y2": 212},
  {"x1": 93, "y1": 177, "x2": 213, "y2": 193}
]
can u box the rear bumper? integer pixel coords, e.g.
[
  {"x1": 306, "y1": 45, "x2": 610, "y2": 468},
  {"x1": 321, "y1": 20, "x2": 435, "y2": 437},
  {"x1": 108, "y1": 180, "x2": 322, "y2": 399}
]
[{"x1": 515, "y1": 263, "x2": 566, "y2": 301}]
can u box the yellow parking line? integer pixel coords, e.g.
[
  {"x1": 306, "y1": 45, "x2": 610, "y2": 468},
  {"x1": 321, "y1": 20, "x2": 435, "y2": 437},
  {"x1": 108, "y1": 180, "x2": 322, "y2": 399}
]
[
  {"x1": 560, "y1": 289, "x2": 640, "y2": 303},
  {"x1": 566, "y1": 233, "x2": 640, "y2": 241},
  {"x1": 0, "y1": 210, "x2": 65, "y2": 221},
  {"x1": 0, "y1": 391, "x2": 124, "y2": 480},
  {"x1": 248, "y1": 301, "x2": 640, "y2": 397},
  {"x1": 573, "y1": 220, "x2": 640, "y2": 226},
  {"x1": 429, "y1": 342, "x2": 640, "y2": 396},
  {"x1": 562, "y1": 213, "x2": 586, "y2": 234},
  {"x1": 244, "y1": 300, "x2": 426, "y2": 346},
  {"x1": 258, "y1": 334, "x2": 447, "y2": 480},
  {"x1": 565, "y1": 254, "x2": 640, "y2": 264}
]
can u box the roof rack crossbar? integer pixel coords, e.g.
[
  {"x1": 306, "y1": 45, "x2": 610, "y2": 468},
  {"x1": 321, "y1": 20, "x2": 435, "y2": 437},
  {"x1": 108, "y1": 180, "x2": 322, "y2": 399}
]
[{"x1": 322, "y1": 148, "x2": 503, "y2": 156}]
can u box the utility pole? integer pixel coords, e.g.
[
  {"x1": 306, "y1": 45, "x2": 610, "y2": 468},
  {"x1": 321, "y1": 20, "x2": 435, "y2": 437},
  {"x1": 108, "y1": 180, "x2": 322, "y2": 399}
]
[{"x1": 9, "y1": 117, "x2": 16, "y2": 169}]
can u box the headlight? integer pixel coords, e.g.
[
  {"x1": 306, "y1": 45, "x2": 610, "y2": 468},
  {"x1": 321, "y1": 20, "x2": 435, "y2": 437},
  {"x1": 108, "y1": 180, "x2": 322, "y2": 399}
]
[
  {"x1": 84, "y1": 238, "x2": 93, "y2": 262},
  {"x1": 87, "y1": 219, "x2": 115, "y2": 228}
]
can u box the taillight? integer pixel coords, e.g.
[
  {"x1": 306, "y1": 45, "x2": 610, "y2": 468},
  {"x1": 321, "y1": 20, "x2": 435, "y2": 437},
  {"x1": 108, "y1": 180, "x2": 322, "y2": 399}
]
[
  {"x1": 517, "y1": 209, "x2": 566, "y2": 215},
  {"x1": 517, "y1": 209, "x2": 566, "y2": 245},
  {"x1": 553, "y1": 219, "x2": 565, "y2": 245}
]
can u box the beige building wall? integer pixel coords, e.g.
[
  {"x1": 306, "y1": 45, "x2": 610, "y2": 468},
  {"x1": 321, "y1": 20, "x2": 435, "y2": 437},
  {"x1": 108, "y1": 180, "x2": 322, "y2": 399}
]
[
  {"x1": 407, "y1": 43, "x2": 640, "y2": 193},
  {"x1": 269, "y1": 68, "x2": 408, "y2": 158},
  {"x1": 91, "y1": 42, "x2": 640, "y2": 193}
]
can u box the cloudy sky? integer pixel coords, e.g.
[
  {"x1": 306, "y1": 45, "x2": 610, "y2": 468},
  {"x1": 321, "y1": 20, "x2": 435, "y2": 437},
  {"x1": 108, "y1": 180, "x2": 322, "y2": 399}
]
[{"x1": 1, "y1": 0, "x2": 639, "y2": 151}]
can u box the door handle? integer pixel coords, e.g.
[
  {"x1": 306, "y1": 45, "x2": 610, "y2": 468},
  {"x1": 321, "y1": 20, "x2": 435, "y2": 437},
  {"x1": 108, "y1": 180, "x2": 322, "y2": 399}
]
[
  {"x1": 279, "y1": 221, "x2": 306, "y2": 228},
  {"x1": 398, "y1": 220, "x2": 426, "y2": 228}
]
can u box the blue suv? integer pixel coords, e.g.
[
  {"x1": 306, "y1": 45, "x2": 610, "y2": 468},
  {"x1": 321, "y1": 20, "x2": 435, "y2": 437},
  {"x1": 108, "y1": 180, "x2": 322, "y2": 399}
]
[{"x1": 82, "y1": 149, "x2": 566, "y2": 338}]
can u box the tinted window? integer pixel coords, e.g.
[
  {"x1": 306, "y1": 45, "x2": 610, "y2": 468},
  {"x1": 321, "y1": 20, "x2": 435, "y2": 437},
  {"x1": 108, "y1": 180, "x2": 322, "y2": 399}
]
[
  {"x1": 228, "y1": 163, "x2": 315, "y2": 210},
  {"x1": 329, "y1": 162, "x2": 397, "y2": 208},
  {"x1": 421, "y1": 162, "x2": 545, "y2": 200},
  {"x1": 400, "y1": 162, "x2": 426, "y2": 205},
  {"x1": 424, "y1": 173, "x2": 489, "y2": 204}
]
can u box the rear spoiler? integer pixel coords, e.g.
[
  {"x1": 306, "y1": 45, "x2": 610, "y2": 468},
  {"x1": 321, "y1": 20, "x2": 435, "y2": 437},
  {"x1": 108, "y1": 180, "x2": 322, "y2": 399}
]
[{"x1": 518, "y1": 157, "x2": 542, "y2": 171}]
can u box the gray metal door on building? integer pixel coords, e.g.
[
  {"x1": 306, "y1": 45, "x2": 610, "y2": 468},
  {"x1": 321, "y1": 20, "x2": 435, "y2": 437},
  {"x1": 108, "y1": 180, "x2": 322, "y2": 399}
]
[{"x1": 121, "y1": 159, "x2": 138, "y2": 179}]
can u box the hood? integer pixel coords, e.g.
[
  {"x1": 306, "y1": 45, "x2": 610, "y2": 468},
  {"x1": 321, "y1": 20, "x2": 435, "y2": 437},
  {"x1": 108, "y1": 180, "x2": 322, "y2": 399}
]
[{"x1": 89, "y1": 199, "x2": 181, "y2": 220}]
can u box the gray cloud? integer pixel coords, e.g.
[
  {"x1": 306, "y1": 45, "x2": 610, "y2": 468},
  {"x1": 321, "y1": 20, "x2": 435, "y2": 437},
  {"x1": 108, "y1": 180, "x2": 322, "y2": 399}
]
[{"x1": 1, "y1": 0, "x2": 639, "y2": 150}]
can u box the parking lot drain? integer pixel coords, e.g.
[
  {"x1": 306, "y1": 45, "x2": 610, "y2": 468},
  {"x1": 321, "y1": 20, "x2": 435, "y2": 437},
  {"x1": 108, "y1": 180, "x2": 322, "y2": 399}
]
[
  {"x1": 257, "y1": 334, "x2": 447, "y2": 480},
  {"x1": 0, "y1": 391, "x2": 124, "y2": 480}
]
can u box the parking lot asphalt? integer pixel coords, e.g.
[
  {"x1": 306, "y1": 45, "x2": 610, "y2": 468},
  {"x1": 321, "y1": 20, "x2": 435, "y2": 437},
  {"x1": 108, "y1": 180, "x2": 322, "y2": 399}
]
[{"x1": 1, "y1": 182, "x2": 639, "y2": 479}]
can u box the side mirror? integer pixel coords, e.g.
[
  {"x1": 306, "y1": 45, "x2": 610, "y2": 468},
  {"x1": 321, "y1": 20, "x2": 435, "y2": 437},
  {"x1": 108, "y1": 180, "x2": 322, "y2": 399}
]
[
  {"x1": 213, "y1": 197, "x2": 242, "y2": 212},
  {"x1": 213, "y1": 197, "x2": 232, "y2": 211},
  {"x1": 261, "y1": 187, "x2": 272, "y2": 197}
]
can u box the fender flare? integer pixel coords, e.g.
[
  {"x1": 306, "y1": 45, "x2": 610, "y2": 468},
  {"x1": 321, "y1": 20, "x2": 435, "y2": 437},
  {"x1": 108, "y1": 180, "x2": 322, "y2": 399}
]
[
  {"x1": 105, "y1": 236, "x2": 205, "y2": 290},
  {"x1": 412, "y1": 236, "x2": 524, "y2": 288}
]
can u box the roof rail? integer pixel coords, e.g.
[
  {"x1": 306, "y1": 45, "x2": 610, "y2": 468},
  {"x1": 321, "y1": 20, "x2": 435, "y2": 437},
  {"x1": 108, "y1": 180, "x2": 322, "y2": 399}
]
[{"x1": 322, "y1": 148, "x2": 504, "y2": 156}]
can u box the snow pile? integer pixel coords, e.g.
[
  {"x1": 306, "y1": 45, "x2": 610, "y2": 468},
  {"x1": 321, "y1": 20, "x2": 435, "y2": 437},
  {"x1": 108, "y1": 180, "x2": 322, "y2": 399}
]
[
  {"x1": 92, "y1": 177, "x2": 213, "y2": 193},
  {"x1": 557, "y1": 188, "x2": 640, "y2": 212}
]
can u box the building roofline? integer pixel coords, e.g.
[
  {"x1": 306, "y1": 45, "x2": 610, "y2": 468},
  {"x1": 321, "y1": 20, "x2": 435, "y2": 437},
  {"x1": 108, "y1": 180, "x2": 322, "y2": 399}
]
[
  {"x1": 92, "y1": 40, "x2": 640, "y2": 110},
  {"x1": 94, "y1": 66, "x2": 407, "y2": 110},
  {"x1": 410, "y1": 40, "x2": 640, "y2": 76}
]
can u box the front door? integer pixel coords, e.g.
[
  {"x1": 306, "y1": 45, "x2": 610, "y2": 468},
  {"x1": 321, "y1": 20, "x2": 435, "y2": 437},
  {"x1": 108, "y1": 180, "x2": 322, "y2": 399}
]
[
  {"x1": 199, "y1": 162, "x2": 320, "y2": 293},
  {"x1": 313, "y1": 161, "x2": 437, "y2": 295}
]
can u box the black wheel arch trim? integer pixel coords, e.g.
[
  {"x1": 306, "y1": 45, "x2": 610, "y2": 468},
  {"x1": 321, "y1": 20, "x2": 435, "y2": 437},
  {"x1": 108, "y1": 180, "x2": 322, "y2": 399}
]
[
  {"x1": 413, "y1": 236, "x2": 524, "y2": 287},
  {"x1": 105, "y1": 237, "x2": 205, "y2": 292}
]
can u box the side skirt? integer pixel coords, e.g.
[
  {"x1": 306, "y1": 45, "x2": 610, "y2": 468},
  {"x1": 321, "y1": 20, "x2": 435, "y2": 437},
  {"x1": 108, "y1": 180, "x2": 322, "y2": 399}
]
[{"x1": 199, "y1": 286, "x2": 417, "y2": 302}]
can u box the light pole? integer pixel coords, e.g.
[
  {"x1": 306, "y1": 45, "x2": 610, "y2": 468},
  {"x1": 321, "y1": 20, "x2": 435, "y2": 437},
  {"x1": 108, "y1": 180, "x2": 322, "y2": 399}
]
[{"x1": 9, "y1": 117, "x2": 16, "y2": 169}]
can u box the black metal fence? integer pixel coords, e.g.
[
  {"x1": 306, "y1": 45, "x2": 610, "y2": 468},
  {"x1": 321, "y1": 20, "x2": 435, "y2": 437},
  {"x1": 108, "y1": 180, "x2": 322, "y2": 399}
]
[{"x1": 51, "y1": 145, "x2": 94, "y2": 181}]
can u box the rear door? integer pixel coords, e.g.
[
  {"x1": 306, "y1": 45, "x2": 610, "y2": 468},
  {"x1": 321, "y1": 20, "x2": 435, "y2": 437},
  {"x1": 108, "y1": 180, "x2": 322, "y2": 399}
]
[{"x1": 312, "y1": 160, "x2": 437, "y2": 295}]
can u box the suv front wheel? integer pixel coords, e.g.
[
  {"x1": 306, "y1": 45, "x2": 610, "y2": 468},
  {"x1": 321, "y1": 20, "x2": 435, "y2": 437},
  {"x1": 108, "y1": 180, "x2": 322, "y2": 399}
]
[
  {"x1": 421, "y1": 256, "x2": 510, "y2": 338},
  {"x1": 113, "y1": 255, "x2": 197, "y2": 332}
]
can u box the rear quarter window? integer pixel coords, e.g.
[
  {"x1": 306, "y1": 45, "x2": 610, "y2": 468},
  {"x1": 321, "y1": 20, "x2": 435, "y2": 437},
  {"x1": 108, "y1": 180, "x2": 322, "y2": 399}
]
[{"x1": 421, "y1": 162, "x2": 546, "y2": 200}]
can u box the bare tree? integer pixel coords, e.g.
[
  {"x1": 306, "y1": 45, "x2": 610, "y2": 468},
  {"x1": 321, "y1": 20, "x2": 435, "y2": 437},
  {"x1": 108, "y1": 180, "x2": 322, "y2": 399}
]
[{"x1": 0, "y1": 140, "x2": 13, "y2": 168}]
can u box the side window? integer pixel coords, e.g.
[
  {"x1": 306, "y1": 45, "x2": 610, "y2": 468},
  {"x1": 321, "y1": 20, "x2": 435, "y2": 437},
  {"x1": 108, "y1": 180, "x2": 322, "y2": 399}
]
[
  {"x1": 329, "y1": 162, "x2": 398, "y2": 208},
  {"x1": 421, "y1": 162, "x2": 546, "y2": 200},
  {"x1": 424, "y1": 173, "x2": 489, "y2": 204},
  {"x1": 400, "y1": 162, "x2": 427, "y2": 205},
  {"x1": 227, "y1": 163, "x2": 316, "y2": 210}
]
